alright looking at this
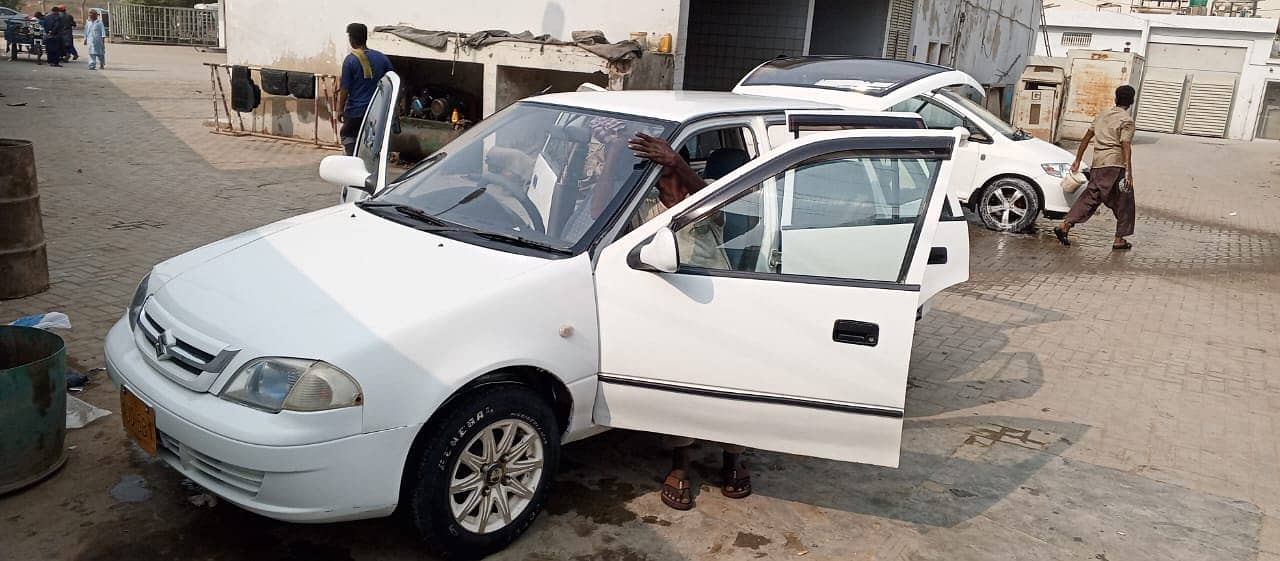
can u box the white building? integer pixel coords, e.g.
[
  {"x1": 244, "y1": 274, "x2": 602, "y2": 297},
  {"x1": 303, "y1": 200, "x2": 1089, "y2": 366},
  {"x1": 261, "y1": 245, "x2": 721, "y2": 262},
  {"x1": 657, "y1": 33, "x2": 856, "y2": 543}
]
[
  {"x1": 224, "y1": 0, "x2": 1041, "y2": 110},
  {"x1": 1038, "y1": 11, "x2": 1280, "y2": 139}
]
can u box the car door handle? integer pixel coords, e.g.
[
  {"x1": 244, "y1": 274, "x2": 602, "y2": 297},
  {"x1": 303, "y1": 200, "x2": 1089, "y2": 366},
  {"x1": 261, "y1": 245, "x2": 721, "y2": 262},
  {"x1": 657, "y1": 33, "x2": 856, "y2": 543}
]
[
  {"x1": 928, "y1": 246, "x2": 948, "y2": 265},
  {"x1": 833, "y1": 320, "x2": 879, "y2": 346}
]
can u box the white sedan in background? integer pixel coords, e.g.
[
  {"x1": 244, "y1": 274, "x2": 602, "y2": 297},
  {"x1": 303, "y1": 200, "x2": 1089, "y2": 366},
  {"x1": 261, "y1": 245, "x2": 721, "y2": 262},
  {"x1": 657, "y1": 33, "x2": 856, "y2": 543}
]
[{"x1": 737, "y1": 56, "x2": 1080, "y2": 232}]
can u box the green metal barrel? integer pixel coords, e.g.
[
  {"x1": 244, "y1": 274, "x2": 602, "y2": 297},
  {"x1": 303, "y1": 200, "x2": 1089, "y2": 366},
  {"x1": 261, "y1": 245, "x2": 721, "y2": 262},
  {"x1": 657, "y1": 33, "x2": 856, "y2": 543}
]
[{"x1": 0, "y1": 325, "x2": 67, "y2": 494}]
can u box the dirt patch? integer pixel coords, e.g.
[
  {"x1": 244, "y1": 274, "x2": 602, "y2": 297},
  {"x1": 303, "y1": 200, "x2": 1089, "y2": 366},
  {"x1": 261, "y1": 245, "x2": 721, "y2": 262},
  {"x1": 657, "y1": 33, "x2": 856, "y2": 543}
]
[{"x1": 732, "y1": 532, "x2": 772, "y2": 549}]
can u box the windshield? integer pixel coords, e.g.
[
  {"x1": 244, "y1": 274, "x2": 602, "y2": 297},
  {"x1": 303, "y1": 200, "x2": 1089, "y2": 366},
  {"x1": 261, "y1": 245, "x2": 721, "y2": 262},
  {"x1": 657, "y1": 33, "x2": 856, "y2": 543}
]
[
  {"x1": 937, "y1": 89, "x2": 1027, "y2": 140},
  {"x1": 370, "y1": 102, "x2": 672, "y2": 254}
]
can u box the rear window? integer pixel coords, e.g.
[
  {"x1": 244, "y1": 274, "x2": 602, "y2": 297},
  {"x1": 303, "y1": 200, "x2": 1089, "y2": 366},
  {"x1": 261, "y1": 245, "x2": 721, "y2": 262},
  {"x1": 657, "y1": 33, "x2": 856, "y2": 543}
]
[{"x1": 741, "y1": 57, "x2": 947, "y2": 97}]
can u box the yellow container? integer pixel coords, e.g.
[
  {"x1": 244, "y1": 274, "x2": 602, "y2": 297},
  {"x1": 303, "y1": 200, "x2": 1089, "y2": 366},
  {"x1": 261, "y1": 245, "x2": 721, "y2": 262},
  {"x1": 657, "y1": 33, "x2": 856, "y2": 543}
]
[{"x1": 657, "y1": 33, "x2": 672, "y2": 54}]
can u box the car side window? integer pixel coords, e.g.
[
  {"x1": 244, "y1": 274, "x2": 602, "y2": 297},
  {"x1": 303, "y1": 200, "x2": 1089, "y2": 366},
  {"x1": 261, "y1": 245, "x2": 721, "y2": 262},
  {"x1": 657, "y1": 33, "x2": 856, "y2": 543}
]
[
  {"x1": 889, "y1": 97, "x2": 989, "y2": 142},
  {"x1": 674, "y1": 150, "x2": 944, "y2": 283},
  {"x1": 621, "y1": 124, "x2": 760, "y2": 235}
]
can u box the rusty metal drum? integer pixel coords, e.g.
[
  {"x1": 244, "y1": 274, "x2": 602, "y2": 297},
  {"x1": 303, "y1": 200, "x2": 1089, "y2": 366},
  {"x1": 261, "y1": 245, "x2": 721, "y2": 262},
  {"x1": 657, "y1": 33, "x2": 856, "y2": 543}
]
[
  {"x1": 0, "y1": 325, "x2": 68, "y2": 494},
  {"x1": 0, "y1": 139, "x2": 50, "y2": 300}
]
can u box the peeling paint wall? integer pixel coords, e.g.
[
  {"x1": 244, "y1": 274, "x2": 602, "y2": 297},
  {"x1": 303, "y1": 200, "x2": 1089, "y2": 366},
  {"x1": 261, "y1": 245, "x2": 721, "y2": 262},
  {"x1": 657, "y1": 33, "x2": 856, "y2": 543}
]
[
  {"x1": 225, "y1": 0, "x2": 683, "y2": 76},
  {"x1": 911, "y1": 0, "x2": 1043, "y2": 87}
]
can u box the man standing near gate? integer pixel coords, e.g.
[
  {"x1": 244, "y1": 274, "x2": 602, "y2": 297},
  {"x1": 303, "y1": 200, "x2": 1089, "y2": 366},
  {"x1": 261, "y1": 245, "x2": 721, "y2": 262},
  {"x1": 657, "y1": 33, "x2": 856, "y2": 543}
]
[
  {"x1": 1054, "y1": 85, "x2": 1138, "y2": 250},
  {"x1": 336, "y1": 23, "x2": 393, "y2": 156}
]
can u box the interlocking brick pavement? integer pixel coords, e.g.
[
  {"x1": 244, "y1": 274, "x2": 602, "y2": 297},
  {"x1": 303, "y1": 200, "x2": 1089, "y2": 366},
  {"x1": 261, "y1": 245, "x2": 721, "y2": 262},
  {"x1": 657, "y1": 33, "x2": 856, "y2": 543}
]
[{"x1": 1, "y1": 43, "x2": 1277, "y2": 561}]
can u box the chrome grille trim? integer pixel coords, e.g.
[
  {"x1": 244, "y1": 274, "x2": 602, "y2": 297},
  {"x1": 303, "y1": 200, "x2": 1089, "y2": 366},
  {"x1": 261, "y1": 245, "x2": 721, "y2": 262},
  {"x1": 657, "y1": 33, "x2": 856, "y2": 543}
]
[{"x1": 137, "y1": 308, "x2": 240, "y2": 375}]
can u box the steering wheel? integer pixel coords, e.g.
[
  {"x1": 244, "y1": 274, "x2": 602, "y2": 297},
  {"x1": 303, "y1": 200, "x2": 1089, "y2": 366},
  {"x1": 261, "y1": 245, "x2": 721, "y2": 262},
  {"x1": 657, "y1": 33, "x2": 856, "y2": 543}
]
[{"x1": 473, "y1": 172, "x2": 546, "y2": 235}]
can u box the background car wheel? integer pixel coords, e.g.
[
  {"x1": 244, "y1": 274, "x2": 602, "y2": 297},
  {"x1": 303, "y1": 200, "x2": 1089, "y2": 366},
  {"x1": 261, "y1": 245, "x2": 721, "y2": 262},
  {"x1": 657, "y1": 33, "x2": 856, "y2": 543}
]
[
  {"x1": 977, "y1": 177, "x2": 1042, "y2": 233},
  {"x1": 406, "y1": 385, "x2": 560, "y2": 560}
]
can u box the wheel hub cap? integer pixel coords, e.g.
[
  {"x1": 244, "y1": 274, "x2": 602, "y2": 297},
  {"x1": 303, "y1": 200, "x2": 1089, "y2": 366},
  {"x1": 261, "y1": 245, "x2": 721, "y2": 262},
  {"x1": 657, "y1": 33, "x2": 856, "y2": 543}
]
[{"x1": 447, "y1": 418, "x2": 545, "y2": 534}]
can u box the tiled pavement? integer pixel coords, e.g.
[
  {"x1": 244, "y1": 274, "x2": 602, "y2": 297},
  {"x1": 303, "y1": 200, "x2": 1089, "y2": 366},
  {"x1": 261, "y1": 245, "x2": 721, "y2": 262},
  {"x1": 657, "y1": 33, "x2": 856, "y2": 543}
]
[{"x1": 1, "y1": 43, "x2": 1278, "y2": 561}]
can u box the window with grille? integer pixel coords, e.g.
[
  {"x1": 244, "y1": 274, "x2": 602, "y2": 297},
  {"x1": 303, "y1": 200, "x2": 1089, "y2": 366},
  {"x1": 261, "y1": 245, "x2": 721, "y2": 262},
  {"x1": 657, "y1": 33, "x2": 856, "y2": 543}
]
[{"x1": 1061, "y1": 32, "x2": 1092, "y2": 47}]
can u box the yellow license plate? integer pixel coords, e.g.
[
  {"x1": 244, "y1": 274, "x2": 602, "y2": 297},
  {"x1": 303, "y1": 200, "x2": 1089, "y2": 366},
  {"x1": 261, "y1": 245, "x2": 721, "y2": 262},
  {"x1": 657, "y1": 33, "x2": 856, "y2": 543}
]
[{"x1": 120, "y1": 388, "x2": 158, "y2": 457}]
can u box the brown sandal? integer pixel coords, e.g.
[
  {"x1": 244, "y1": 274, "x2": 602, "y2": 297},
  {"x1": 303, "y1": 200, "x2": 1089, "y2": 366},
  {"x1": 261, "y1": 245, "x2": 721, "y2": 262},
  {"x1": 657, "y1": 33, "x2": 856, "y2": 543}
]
[
  {"x1": 722, "y1": 467, "x2": 752, "y2": 499},
  {"x1": 661, "y1": 469, "x2": 694, "y2": 510}
]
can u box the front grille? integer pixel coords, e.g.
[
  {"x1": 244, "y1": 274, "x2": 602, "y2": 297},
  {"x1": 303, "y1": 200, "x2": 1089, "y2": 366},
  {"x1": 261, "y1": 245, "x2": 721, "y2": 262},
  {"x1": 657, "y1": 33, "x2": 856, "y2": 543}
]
[
  {"x1": 159, "y1": 432, "x2": 265, "y2": 497},
  {"x1": 136, "y1": 307, "x2": 239, "y2": 383}
]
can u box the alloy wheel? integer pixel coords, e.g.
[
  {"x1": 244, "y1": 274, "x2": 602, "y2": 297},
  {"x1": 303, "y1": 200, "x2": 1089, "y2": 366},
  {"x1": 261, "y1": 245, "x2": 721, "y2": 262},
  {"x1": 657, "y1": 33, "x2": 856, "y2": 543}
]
[
  {"x1": 983, "y1": 184, "x2": 1029, "y2": 230},
  {"x1": 448, "y1": 418, "x2": 545, "y2": 534}
]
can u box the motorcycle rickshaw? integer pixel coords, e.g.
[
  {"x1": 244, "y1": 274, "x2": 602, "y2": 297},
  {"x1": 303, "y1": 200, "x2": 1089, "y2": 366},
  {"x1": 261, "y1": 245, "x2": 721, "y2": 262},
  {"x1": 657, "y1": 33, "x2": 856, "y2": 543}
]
[{"x1": 4, "y1": 16, "x2": 45, "y2": 63}]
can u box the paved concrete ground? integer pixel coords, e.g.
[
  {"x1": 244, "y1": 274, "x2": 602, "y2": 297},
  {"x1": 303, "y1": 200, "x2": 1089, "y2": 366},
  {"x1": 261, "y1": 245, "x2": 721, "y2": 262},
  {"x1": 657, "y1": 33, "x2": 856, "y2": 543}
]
[{"x1": 2, "y1": 44, "x2": 1278, "y2": 561}]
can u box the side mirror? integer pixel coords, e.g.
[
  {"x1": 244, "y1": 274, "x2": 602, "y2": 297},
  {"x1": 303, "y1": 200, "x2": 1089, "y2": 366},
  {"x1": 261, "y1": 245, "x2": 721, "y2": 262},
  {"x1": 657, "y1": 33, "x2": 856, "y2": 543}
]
[
  {"x1": 628, "y1": 227, "x2": 679, "y2": 273},
  {"x1": 952, "y1": 126, "x2": 972, "y2": 145},
  {"x1": 320, "y1": 155, "x2": 374, "y2": 193}
]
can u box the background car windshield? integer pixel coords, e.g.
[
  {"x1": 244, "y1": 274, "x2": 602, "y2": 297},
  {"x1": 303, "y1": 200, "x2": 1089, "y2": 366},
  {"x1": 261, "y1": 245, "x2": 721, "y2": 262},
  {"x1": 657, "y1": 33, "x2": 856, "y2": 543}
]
[
  {"x1": 375, "y1": 103, "x2": 669, "y2": 251},
  {"x1": 741, "y1": 57, "x2": 944, "y2": 96},
  {"x1": 939, "y1": 89, "x2": 1019, "y2": 137}
]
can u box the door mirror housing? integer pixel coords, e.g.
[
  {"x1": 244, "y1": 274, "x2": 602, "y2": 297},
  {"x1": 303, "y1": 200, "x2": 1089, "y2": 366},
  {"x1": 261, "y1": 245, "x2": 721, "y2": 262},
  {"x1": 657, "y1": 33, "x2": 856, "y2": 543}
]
[
  {"x1": 319, "y1": 155, "x2": 374, "y2": 193},
  {"x1": 628, "y1": 227, "x2": 679, "y2": 273},
  {"x1": 952, "y1": 126, "x2": 972, "y2": 145}
]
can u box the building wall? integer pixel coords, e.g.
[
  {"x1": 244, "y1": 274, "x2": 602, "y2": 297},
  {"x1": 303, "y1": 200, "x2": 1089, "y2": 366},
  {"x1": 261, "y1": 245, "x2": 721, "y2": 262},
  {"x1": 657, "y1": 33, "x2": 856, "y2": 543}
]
[
  {"x1": 911, "y1": 0, "x2": 1044, "y2": 87},
  {"x1": 1039, "y1": 12, "x2": 1280, "y2": 139},
  {"x1": 224, "y1": 0, "x2": 683, "y2": 75},
  {"x1": 1036, "y1": 27, "x2": 1143, "y2": 56},
  {"x1": 809, "y1": 0, "x2": 892, "y2": 57},
  {"x1": 681, "y1": 0, "x2": 812, "y2": 90}
]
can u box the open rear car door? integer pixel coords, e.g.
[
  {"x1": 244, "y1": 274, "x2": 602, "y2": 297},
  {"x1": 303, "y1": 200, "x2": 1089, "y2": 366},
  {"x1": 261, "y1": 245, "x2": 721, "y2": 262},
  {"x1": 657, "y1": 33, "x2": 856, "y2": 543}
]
[
  {"x1": 593, "y1": 129, "x2": 961, "y2": 467},
  {"x1": 782, "y1": 110, "x2": 969, "y2": 306}
]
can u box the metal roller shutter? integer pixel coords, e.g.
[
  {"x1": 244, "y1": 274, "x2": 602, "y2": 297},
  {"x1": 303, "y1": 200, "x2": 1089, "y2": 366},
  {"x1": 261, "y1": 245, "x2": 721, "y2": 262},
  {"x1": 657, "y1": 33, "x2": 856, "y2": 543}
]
[
  {"x1": 1136, "y1": 69, "x2": 1185, "y2": 134},
  {"x1": 1180, "y1": 74, "x2": 1236, "y2": 138},
  {"x1": 885, "y1": 0, "x2": 914, "y2": 60}
]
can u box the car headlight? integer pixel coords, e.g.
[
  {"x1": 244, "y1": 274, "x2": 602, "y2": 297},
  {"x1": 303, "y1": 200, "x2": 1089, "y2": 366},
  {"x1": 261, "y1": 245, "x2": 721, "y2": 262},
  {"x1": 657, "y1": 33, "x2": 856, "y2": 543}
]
[
  {"x1": 220, "y1": 358, "x2": 362, "y2": 413},
  {"x1": 127, "y1": 272, "x2": 152, "y2": 331},
  {"x1": 1040, "y1": 163, "x2": 1071, "y2": 177}
]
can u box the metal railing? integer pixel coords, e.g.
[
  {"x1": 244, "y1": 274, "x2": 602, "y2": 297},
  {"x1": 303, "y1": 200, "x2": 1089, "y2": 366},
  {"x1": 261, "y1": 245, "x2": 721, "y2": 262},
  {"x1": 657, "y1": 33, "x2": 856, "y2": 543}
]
[{"x1": 106, "y1": 1, "x2": 218, "y2": 46}]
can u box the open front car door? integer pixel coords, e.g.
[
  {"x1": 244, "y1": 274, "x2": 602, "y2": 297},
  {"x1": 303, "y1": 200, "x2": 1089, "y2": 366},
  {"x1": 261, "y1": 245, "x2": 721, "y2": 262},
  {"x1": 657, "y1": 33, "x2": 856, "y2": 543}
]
[
  {"x1": 341, "y1": 71, "x2": 401, "y2": 203},
  {"x1": 593, "y1": 129, "x2": 960, "y2": 467}
]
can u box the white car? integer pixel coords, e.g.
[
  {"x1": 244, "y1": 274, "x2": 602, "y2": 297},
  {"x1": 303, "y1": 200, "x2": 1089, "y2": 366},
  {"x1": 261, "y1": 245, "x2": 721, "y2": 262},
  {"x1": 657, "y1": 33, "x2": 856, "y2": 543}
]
[
  {"x1": 105, "y1": 73, "x2": 969, "y2": 559},
  {"x1": 736, "y1": 57, "x2": 1081, "y2": 232}
]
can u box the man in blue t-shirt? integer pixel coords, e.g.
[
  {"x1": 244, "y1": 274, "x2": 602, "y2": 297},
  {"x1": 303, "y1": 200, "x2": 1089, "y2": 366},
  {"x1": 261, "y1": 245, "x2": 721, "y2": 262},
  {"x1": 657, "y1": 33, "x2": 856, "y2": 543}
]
[{"x1": 337, "y1": 23, "x2": 393, "y2": 155}]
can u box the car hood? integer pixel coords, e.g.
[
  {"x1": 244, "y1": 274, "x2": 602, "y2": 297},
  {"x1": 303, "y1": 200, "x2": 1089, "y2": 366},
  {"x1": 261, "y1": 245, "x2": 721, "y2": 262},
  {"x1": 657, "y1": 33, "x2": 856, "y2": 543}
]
[
  {"x1": 149, "y1": 205, "x2": 552, "y2": 358},
  {"x1": 1007, "y1": 135, "x2": 1076, "y2": 163}
]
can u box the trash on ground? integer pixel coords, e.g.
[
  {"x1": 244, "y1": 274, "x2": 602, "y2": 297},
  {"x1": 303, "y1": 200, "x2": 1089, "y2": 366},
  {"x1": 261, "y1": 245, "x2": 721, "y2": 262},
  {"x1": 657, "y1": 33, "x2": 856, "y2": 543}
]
[
  {"x1": 23, "y1": 86, "x2": 40, "y2": 90},
  {"x1": 8, "y1": 312, "x2": 71, "y2": 330},
  {"x1": 109, "y1": 474, "x2": 151, "y2": 503},
  {"x1": 5, "y1": 102, "x2": 26, "y2": 107},
  {"x1": 66, "y1": 369, "x2": 89, "y2": 389},
  {"x1": 181, "y1": 478, "x2": 220, "y2": 507},
  {"x1": 1228, "y1": 211, "x2": 1238, "y2": 216},
  {"x1": 188, "y1": 492, "x2": 219, "y2": 508},
  {"x1": 66, "y1": 395, "x2": 111, "y2": 429}
]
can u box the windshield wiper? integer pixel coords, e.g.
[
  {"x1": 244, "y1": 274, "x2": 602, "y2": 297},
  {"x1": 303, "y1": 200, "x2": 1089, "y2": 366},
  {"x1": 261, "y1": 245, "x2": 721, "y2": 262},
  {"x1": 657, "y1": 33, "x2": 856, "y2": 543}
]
[
  {"x1": 466, "y1": 230, "x2": 572, "y2": 255},
  {"x1": 356, "y1": 201, "x2": 452, "y2": 227}
]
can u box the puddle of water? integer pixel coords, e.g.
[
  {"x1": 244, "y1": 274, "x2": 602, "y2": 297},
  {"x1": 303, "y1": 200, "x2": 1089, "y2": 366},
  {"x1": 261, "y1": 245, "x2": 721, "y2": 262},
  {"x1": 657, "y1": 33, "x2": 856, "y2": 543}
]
[{"x1": 108, "y1": 474, "x2": 151, "y2": 503}]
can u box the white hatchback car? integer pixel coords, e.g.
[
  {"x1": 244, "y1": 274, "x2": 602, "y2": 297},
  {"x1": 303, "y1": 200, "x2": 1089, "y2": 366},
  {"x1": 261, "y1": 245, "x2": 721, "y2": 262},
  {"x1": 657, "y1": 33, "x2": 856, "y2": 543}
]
[
  {"x1": 736, "y1": 57, "x2": 1081, "y2": 232},
  {"x1": 105, "y1": 73, "x2": 969, "y2": 559}
]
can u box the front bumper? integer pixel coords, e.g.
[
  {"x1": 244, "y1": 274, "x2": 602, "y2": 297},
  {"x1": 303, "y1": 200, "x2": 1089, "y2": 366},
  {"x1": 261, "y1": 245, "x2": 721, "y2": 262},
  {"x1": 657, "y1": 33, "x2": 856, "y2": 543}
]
[
  {"x1": 1034, "y1": 172, "x2": 1080, "y2": 214},
  {"x1": 104, "y1": 318, "x2": 417, "y2": 523}
]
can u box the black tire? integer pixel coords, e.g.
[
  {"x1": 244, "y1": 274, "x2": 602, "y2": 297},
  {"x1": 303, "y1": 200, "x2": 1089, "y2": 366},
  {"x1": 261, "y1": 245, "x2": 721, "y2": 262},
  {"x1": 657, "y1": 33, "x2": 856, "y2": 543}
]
[
  {"x1": 406, "y1": 385, "x2": 560, "y2": 560},
  {"x1": 976, "y1": 177, "x2": 1042, "y2": 233}
]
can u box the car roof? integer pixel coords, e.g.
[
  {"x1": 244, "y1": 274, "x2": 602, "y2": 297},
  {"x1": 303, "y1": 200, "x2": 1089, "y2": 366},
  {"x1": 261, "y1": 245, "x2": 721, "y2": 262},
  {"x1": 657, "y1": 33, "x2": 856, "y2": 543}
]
[{"x1": 526, "y1": 90, "x2": 838, "y2": 123}]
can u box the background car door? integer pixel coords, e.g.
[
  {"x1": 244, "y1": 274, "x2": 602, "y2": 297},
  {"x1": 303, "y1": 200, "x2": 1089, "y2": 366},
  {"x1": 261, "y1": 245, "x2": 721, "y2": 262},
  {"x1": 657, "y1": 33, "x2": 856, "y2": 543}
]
[
  {"x1": 593, "y1": 130, "x2": 958, "y2": 467},
  {"x1": 341, "y1": 71, "x2": 401, "y2": 203}
]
